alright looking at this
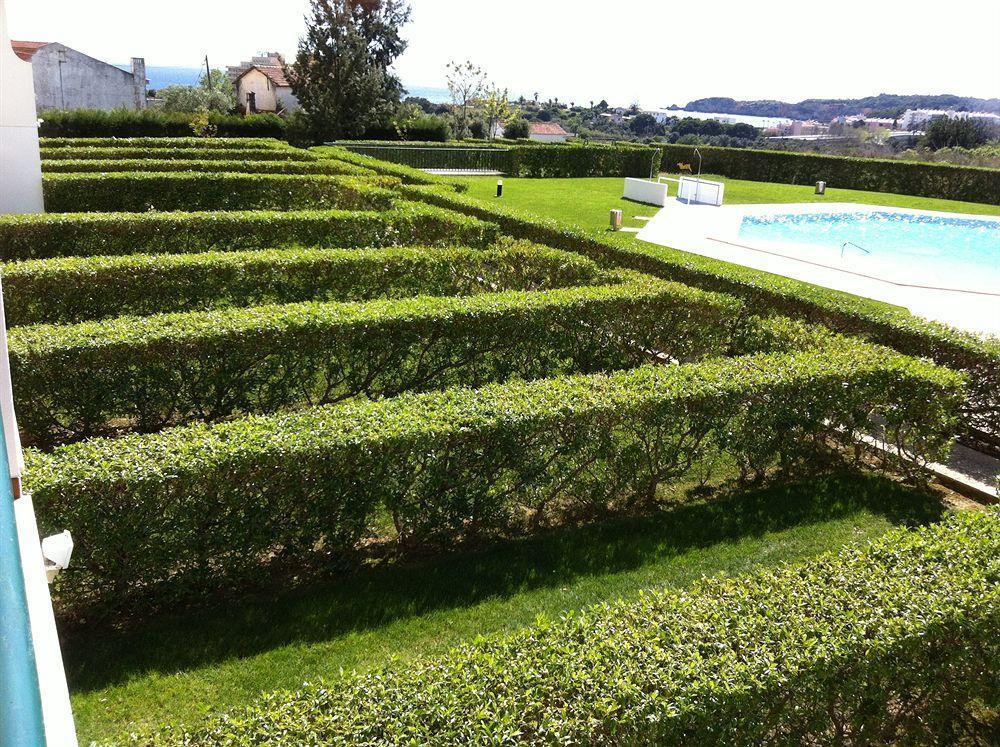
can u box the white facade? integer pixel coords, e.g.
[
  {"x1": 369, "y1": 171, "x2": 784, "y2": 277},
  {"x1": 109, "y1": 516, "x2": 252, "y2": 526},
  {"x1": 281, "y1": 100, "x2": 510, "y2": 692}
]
[{"x1": 900, "y1": 108, "x2": 1000, "y2": 130}]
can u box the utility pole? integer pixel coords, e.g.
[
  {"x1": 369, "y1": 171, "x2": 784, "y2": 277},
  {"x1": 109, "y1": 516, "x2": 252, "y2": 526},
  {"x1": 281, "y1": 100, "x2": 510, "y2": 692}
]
[{"x1": 204, "y1": 54, "x2": 211, "y2": 87}]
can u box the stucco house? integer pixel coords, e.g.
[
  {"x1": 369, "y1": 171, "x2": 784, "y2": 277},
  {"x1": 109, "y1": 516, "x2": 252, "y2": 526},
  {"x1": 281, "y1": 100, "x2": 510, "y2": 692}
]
[
  {"x1": 228, "y1": 53, "x2": 298, "y2": 115},
  {"x1": 529, "y1": 122, "x2": 572, "y2": 142},
  {"x1": 12, "y1": 41, "x2": 146, "y2": 111}
]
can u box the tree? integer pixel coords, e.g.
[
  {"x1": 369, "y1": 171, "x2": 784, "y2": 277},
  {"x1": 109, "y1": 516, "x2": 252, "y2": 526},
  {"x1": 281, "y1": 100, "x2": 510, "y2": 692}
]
[
  {"x1": 480, "y1": 86, "x2": 519, "y2": 139},
  {"x1": 920, "y1": 116, "x2": 993, "y2": 150},
  {"x1": 446, "y1": 60, "x2": 486, "y2": 139},
  {"x1": 629, "y1": 112, "x2": 661, "y2": 137},
  {"x1": 289, "y1": 0, "x2": 411, "y2": 141},
  {"x1": 504, "y1": 118, "x2": 529, "y2": 139},
  {"x1": 161, "y1": 69, "x2": 235, "y2": 114}
]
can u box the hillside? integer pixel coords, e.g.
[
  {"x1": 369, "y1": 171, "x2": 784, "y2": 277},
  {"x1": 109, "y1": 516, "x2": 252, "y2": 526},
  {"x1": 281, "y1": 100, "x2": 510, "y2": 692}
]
[{"x1": 677, "y1": 94, "x2": 1000, "y2": 120}]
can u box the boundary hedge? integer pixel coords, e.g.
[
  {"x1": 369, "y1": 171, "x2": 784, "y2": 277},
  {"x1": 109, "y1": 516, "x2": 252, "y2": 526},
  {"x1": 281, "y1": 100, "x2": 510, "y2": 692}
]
[
  {"x1": 36, "y1": 110, "x2": 286, "y2": 138},
  {"x1": 145, "y1": 511, "x2": 998, "y2": 746},
  {"x1": 11, "y1": 280, "x2": 741, "y2": 445},
  {"x1": 2, "y1": 243, "x2": 605, "y2": 326},
  {"x1": 314, "y1": 146, "x2": 470, "y2": 192},
  {"x1": 26, "y1": 344, "x2": 962, "y2": 616},
  {"x1": 400, "y1": 183, "x2": 1000, "y2": 451},
  {"x1": 0, "y1": 202, "x2": 498, "y2": 260},
  {"x1": 42, "y1": 173, "x2": 397, "y2": 213},
  {"x1": 659, "y1": 143, "x2": 1000, "y2": 204},
  {"x1": 40, "y1": 159, "x2": 371, "y2": 176},
  {"x1": 39, "y1": 137, "x2": 289, "y2": 150},
  {"x1": 41, "y1": 147, "x2": 315, "y2": 162}
]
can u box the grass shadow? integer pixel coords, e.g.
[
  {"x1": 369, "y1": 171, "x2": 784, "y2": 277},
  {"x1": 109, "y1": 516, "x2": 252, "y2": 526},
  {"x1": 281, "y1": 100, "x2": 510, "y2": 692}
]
[{"x1": 64, "y1": 469, "x2": 942, "y2": 692}]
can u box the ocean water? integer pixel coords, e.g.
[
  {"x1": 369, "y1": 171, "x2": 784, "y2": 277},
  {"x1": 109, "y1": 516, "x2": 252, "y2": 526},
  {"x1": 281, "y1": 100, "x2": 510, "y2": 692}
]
[{"x1": 738, "y1": 211, "x2": 1000, "y2": 293}]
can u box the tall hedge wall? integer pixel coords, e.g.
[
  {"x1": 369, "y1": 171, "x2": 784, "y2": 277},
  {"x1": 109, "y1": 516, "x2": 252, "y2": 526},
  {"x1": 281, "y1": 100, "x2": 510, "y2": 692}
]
[
  {"x1": 2, "y1": 244, "x2": 603, "y2": 326},
  {"x1": 659, "y1": 143, "x2": 1000, "y2": 204},
  {"x1": 146, "y1": 510, "x2": 998, "y2": 746},
  {"x1": 40, "y1": 159, "x2": 368, "y2": 176},
  {"x1": 26, "y1": 343, "x2": 962, "y2": 617},
  {"x1": 36, "y1": 110, "x2": 286, "y2": 138},
  {"x1": 0, "y1": 202, "x2": 499, "y2": 260},
  {"x1": 40, "y1": 147, "x2": 314, "y2": 162},
  {"x1": 400, "y1": 183, "x2": 1000, "y2": 453},
  {"x1": 41, "y1": 173, "x2": 397, "y2": 213},
  {"x1": 39, "y1": 137, "x2": 287, "y2": 149},
  {"x1": 11, "y1": 280, "x2": 741, "y2": 445}
]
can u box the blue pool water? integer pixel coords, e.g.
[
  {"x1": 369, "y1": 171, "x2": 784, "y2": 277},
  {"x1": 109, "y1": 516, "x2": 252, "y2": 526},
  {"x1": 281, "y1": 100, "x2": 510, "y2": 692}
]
[{"x1": 738, "y1": 211, "x2": 1000, "y2": 292}]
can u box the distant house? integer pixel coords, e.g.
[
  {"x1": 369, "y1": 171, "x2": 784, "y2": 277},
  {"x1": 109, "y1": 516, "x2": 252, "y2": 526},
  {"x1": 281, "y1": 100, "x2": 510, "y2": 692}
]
[
  {"x1": 11, "y1": 41, "x2": 146, "y2": 111},
  {"x1": 228, "y1": 53, "x2": 298, "y2": 115},
  {"x1": 529, "y1": 122, "x2": 572, "y2": 143}
]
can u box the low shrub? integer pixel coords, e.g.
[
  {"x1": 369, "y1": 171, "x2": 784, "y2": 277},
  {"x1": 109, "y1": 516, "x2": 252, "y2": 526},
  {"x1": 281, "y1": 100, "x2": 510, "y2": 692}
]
[
  {"x1": 3, "y1": 243, "x2": 604, "y2": 326},
  {"x1": 142, "y1": 511, "x2": 998, "y2": 746},
  {"x1": 659, "y1": 143, "x2": 1000, "y2": 204},
  {"x1": 26, "y1": 343, "x2": 962, "y2": 616},
  {"x1": 40, "y1": 159, "x2": 371, "y2": 176},
  {"x1": 37, "y1": 109, "x2": 286, "y2": 138},
  {"x1": 41, "y1": 147, "x2": 315, "y2": 162},
  {"x1": 12, "y1": 279, "x2": 741, "y2": 445},
  {"x1": 314, "y1": 146, "x2": 470, "y2": 192},
  {"x1": 0, "y1": 202, "x2": 499, "y2": 261},
  {"x1": 40, "y1": 137, "x2": 288, "y2": 150},
  {"x1": 401, "y1": 183, "x2": 1000, "y2": 452},
  {"x1": 42, "y1": 173, "x2": 397, "y2": 212}
]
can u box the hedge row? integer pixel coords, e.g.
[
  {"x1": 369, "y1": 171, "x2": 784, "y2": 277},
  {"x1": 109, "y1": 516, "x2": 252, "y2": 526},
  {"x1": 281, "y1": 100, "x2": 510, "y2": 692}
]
[
  {"x1": 402, "y1": 183, "x2": 1000, "y2": 451},
  {"x1": 315, "y1": 146, "x2": 469, "y2": 192},
  {"x1": 40, "y1": 159, "x2": 371, "y2": 176},
  {"x1": 659, "y1": 143, "x2": 1000, "y2": 204},
  {"x1": 36, "y1": 108, "x2": 285, "y2": 137},
  {"x1": 40, "y1": 137, "x2": 289, "y2": 150},
  {"x1": 145, "y1": 511, "x2": 998, "y2": 746},
  {"x1": 42, "y1": 173, "x2": 397, "y2": 213},
  {"x1": 27, "y1": 343, "x2": 962, "y2": 616},
  {"x1": 40, "y1": 147, "x2": 316, "y2": 162},
  {"x1": 335, "y1": 142, "x2": 663, "y2": 178},
  {"x1": 0, "y1": 202, "x2": 499, "y2": 261},
  {"x1": 3, "y1": 243, "x2": 605, "y2": 326},
  {"x1": 11, "y1": 279, "x2": 741, "y2": 445}
]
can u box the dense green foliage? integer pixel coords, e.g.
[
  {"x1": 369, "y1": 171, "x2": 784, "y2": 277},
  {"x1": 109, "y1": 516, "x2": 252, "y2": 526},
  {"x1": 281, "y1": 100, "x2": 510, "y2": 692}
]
[
  {"x1": 11, "y1": 279, "x2": 740, "y2": 445},
  {"x1": 2, "y1": 243, "x2": 604, "y2": 326},
  {"x1": 36, "y1": 109, "x2": 287, "y2": 138},
  {"x1": 315, "y1": 146, "x2": 469, "y2": 191},
  {"x1": 42, "y1": 173, "x2": 397, "y2": 212},
  {"x1": 139, "y1": 510, "x2": 998, "y2": 746},
  {"x1": 40, "y1": 137, "x2": 292, "y2": 150},
  {"x1": 920, "y1": 116, "x2": 997, "y2": 150},
  {"x1": 0, "y1": 203, "x2": 497, "y2": 260},
  {"x1": 27, "y1": 343, "x2": 961, "y2": 617},
  {"x1": 40, "y1": 158, "x2": 370, "y2": 175},
  {"x1": 658, "y1": 143, "x2": 1000, "y2": 203},
  {"x1": 40, "y1": 147, "x2": 314, "y2": 162},
  {"x1": 399, "y1": 182, "x2": 1000, "y2": 451}
]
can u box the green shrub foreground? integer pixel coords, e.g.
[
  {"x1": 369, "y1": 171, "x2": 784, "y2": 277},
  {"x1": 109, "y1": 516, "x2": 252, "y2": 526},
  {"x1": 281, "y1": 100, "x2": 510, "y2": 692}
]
[
  {"x1": 42, "y1": 173, "x2": 396, "y2": 213},
  {"x1": 27, "y1": 343, "x2": 961, "y2": 617},
  {"x1": 12, "y1": 280, "x2": 740, "y2": 444},
  {"x1": 399, "y1": 183, "x2": 1000, "y2": 452},
  {"x1": 41, "y1": 147, "x2": 315, "y2": 162},
  {"x1": 137, "y1": 510, "x2": 999, "y2": 746},
  {"x1": 41, "y1": 158, "x2": 372, "y2": 176},
  {"x1": 0, "y1": 202, "x2": 498, "y2": 261},
  {"x1": 40, "y1": 137, "x2": 288, "y2": 150},
  {"x1": 2, "y1": 244, "x2": 603, "y2": 326},
  {"x1": 659, "y1": 143, "x2": 1000, "y2": 204},
  {"x1": 36, "y1": 108, "x2": 285, "y2": 138}
]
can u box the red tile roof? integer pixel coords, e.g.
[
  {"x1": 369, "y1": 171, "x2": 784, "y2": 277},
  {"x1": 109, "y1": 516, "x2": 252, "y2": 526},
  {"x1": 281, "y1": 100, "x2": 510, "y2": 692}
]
[
  {"x1": 529, "y1": 122, "x2": 570, "y2": 136},
  {"x1": 11, "y1": 41, "x2": 51, "y2": 62},
  {"x1": 229, "y1": 54, "x2": 291, "y2": 87}
]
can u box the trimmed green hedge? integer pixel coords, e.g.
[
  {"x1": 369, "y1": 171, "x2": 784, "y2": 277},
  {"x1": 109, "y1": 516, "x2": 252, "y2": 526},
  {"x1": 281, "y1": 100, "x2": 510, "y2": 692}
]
[
  {"x1": 40, "y1": 137, "x2": 289, "y2": 150},
  {"x1": 42, "y1": 173, "x2": 397, "y2": 212},
  {"x1": 332, "y1": 142, "x2": 663, "y2": 178},
  {"x1": 659, "y1": 143, "x2": 1000, "y2": 204},
  {"x1": 0, "y1": 202, "x2": 499, "y2": 260},
  {"x1": 12, "y1": 279, "x2": 741, "y2": 445},
  {"x1": 41, "y1": 147, "x2": 315, "y2": 162},
  {"x1": 36, "y1": 110, "x2": 286, "y2": 138},
  {"x1": 40, "y1": 158, "x2": 372, "y2": 176},
  {"x1": 143, "y1": 511, "x2": 998, "y2": 746},
  {"x1": 2, "y1": 243, "x2": 604, "y2": 326},
  {"x1": 26, "y1": 343, "x2": 962, "y2": 616},
  {"x1": 314, "y1": 146, "x2": 470, "y2": 192},
  {"x1": 402, "y1": 183, "x2": 1000, "y2": 452}
]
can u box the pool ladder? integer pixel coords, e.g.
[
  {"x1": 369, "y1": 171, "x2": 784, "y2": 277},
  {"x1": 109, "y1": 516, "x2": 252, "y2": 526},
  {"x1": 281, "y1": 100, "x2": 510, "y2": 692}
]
[{"x1": 841, "y1": 241, "x2": 871, "y2": 259}]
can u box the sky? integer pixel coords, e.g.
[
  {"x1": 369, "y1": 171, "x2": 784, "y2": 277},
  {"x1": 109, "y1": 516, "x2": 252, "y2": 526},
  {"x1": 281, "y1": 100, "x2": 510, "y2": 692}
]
[{"x1": 5, "y1": 0, "x2": 999, "y2": 107}]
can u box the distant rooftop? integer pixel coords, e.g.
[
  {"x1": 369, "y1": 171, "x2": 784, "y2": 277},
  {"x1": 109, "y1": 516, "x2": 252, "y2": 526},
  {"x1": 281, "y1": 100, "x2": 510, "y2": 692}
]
[
  {"x1": 228, "y1": 53, "x2": 290, "y2": 87},
  {"x1": 529, "y1": 122, "x2": 570, "y2": 136},
  {"x1": 11, "y1": 41, "x2": 51, "y2": 62}
]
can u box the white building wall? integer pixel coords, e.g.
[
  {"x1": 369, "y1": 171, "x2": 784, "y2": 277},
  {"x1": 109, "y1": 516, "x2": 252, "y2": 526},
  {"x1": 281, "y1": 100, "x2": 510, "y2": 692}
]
[{"x1": 30, "y1": 44, "x2": 145, "y2": 111}]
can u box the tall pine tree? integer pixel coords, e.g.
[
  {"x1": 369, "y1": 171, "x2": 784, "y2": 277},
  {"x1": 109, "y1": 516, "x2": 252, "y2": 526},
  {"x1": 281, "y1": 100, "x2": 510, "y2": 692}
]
[{"x1": 289, "y1": 0, "x2": 411, "y2": 141}]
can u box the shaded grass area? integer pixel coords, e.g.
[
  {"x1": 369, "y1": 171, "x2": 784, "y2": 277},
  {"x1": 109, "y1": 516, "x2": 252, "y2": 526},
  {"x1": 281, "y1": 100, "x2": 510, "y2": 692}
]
[
  {"x1": 67, "y1": 470, "x2": 945, "y2": 741},
  {"x1": 458, "y1": 175, "x2": 1000, "y2": 232}
]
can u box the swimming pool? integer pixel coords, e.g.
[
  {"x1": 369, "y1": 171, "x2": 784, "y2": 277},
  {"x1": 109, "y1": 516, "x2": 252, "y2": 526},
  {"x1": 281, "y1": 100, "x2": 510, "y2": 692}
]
[{"x1": 737, "y1": 210, "x2": 1000, "y2": 295}]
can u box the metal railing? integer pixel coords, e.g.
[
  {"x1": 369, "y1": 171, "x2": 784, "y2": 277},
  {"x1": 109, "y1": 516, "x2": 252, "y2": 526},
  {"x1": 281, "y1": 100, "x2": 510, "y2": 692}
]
[{"x1": 336, "y1": 143, "x2": 513, "y2": 173}]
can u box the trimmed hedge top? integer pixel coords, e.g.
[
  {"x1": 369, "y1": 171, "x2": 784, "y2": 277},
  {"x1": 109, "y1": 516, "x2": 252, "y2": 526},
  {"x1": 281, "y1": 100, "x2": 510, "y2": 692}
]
[
  {"x1": 39, "y1": 137, "x2": 290, "y2": 150},
  {"x1": 140, "y1": 510, "x2": 999, "y2": 745},
  {"x1": 40, "y1": 158, "x2": 373, "y2": 176},
  {"x1": 40, "y1": 147, "x2": 317, "y2": 162}
]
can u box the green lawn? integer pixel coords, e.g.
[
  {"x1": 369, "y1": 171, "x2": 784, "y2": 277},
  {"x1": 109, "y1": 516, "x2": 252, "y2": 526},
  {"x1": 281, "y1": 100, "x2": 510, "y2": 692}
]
[
  {"x1": 67, "y1": 471, "x2": 945, "y2": 741},
  {"x1": 458, "y1": 174, "x2": 1000, "y2": 232}
]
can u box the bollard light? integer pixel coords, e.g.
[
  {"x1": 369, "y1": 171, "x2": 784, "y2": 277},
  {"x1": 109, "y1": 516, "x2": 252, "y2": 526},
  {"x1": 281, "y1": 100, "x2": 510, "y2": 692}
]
[{"x1": 496, "y1": 179, "x2": 504, "y2": 198}]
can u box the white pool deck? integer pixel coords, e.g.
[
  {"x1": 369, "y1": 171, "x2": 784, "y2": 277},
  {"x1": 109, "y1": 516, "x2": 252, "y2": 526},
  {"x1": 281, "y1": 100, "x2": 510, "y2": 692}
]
[{"x1": 635, "y1": 201, "x2": 1000, "y2": 338}]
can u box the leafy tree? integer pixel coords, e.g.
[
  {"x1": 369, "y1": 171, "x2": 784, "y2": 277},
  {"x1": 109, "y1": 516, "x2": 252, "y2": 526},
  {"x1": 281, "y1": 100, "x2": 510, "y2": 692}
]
[
  {"x1": 504, "y1": 118, "x2": 530, "y2": 139},
  {"x1": 629, "y1": 112, "x2": 662, "y2": 136},
  {"x1": 920, "y1": 116, "x2": 994, "y2": 150},
  {"x1": 289, "y1": 0, "x2": 411, "y2": 141},
  {"x1": 481, "y1": 86, "x2": 519, "y2": 139},
  {"x1": 161, "y1": 69, "x2": 235, "y2": 114},
  {"x1": 446, "y1": 60, "x2": 487, "y2": 139}
]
